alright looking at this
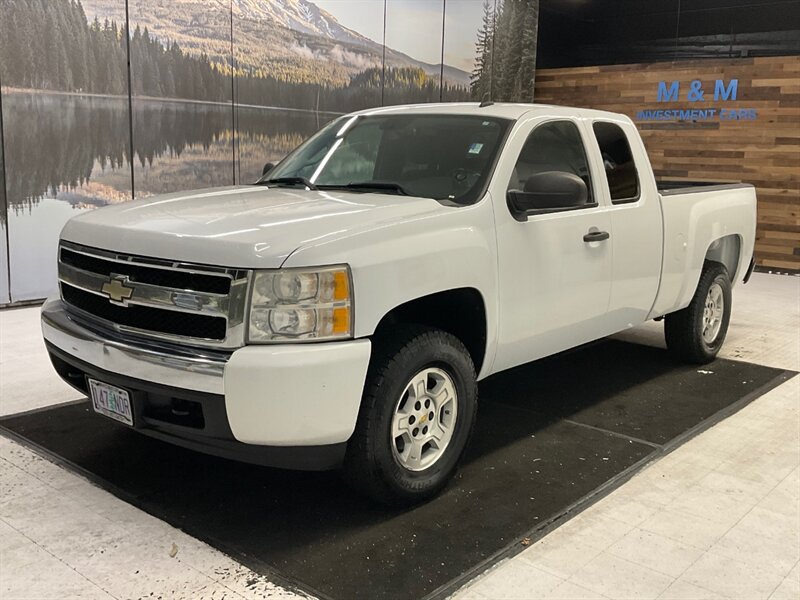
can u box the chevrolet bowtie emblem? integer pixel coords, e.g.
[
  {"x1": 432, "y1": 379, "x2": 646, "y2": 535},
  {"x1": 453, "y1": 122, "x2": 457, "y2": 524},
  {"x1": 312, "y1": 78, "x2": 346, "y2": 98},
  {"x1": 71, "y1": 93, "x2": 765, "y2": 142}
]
[{"x1": 101, "y1": 275, "x2": 134, "y2": 305}]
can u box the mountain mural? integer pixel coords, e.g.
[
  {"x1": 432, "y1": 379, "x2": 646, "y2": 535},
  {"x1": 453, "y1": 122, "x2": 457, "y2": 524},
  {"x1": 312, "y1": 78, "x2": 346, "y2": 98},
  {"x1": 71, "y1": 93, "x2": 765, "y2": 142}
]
[
  {"x1": 234, "y1": 0, "x2": 375, "y2": 46},
  {"x1": 81, "y1": 0, "x2": 471, "y2": 87}
]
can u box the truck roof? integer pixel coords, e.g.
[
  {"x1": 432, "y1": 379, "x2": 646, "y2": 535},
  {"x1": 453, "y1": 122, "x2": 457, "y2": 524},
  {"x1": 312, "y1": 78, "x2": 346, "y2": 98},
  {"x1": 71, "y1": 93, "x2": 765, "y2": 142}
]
[{"x1": 351, "y1": 102, "x2": 629, "y2": 123}]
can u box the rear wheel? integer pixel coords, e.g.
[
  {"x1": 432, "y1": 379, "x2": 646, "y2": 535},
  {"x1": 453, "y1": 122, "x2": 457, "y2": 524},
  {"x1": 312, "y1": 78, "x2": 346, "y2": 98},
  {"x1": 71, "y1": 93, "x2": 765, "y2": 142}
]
[
  {"x1": 665, "y1": 262, "x2": 732, "y2": 364},
  {"x1": 343, "y1": 326, "x2": 477, "y2": 506}
]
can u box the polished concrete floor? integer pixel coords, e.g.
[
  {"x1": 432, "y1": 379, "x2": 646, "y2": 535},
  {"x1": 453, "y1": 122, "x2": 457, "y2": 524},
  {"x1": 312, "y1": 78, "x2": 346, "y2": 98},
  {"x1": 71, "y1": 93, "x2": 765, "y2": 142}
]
[{"x1": 1, "y1": 272, "x2": 798, "y2": 600}]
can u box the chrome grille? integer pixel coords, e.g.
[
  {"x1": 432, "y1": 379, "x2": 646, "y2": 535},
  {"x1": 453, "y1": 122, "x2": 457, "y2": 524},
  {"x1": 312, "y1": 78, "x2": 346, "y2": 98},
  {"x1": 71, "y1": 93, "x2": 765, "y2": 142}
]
[{"x1": 58, "y1": 241, "x2": 250, "y2": 348}]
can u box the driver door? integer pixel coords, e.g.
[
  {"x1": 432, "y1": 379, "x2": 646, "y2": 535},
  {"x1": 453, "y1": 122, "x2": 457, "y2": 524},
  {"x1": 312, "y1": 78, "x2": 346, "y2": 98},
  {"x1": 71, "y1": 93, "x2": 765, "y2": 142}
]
[{"x1": 492, "y1": 118, "x2": 614, "y2": 373}]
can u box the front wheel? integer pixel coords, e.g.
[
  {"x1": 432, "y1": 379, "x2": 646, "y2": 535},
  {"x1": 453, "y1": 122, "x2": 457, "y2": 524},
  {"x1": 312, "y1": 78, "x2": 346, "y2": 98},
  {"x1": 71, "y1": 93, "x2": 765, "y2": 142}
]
[
  {"x1": 665, "y1": 262, "x2": 732, "y2": 364},
  {"x1": 343, "y1": 326, "x2": 477, "y2": 506}
]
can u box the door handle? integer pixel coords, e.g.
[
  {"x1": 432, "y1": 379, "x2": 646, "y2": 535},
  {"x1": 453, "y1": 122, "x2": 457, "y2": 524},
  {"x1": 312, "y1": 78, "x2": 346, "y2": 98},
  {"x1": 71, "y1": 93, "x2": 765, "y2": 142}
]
[{"x1": 583, "y1": 230, "x2": 610, "y2": 243}]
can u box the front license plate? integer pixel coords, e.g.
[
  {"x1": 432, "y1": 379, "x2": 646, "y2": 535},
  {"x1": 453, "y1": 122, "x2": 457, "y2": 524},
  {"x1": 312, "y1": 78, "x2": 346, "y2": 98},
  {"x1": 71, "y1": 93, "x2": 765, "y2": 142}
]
[{"x1": 88, "y1": 379, "x2": 133, "y2": 426}]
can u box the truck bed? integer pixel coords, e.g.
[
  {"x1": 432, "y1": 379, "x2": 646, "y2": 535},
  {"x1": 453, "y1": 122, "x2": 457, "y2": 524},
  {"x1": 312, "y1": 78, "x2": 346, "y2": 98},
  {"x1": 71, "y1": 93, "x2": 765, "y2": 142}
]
[
  {"x1": 652, "y1": 182, "x2": 757, "y2": 319},
  {"x1": 657, "y1": 181, "x2": 753, "y2": 196}
]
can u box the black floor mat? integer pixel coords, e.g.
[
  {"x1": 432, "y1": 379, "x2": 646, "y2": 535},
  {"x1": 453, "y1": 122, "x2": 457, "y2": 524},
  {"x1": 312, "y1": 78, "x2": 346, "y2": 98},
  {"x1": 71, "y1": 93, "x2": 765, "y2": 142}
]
[{"x1": 1, "y1": 341, "x2": 793, "y2": 600}]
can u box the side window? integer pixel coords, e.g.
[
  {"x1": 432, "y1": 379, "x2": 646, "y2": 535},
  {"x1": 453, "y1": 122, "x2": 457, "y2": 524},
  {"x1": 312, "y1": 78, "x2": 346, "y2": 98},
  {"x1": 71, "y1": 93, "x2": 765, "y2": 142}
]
[
  {"x1": 507, "y1": 120, "x2": 594, "y2": 206},
  {"x1": 593, "y1": 122, "x2": 640, "y2": 203}
]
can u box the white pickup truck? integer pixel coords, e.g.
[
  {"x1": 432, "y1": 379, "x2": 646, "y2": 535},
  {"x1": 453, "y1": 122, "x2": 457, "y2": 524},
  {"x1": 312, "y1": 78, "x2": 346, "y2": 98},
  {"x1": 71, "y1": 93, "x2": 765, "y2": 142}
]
[{"x1": 42, "y1": 103, "x2": 757, "y2": 504}]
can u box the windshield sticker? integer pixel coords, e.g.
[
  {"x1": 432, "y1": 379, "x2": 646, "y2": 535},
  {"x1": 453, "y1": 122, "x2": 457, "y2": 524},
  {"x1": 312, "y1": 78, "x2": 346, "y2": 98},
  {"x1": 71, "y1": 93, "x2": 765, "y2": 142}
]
[{"x1": 468, "y1": 143, "x2": 484, "y2": 155}]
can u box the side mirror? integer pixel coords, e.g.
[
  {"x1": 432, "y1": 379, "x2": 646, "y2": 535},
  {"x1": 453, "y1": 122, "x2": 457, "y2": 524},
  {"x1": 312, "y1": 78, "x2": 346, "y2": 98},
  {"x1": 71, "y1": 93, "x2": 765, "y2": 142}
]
[
  {"x1": 507, "y1": 171, "x2": 588, "y2": 221},
  {"x1": 262, "y1": 162, "x2": 275, "y2": 176}
]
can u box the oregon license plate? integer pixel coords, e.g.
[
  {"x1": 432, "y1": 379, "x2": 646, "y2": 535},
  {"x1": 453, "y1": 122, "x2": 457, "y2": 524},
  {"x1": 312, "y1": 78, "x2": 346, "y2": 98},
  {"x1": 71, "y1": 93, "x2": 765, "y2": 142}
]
[{"x1": 88, "y1": 379, "x2": 133, "y2": 426}]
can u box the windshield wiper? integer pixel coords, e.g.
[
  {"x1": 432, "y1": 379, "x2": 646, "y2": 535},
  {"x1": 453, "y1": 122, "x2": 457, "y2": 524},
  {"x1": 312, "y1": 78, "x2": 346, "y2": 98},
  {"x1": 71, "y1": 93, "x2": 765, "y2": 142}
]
[
  {"x1": 259, "y1": 176, "x2": 318, "y2": 190},
  {"x1": 320, "y1": 181, "x2": 409, "y2": 196}
]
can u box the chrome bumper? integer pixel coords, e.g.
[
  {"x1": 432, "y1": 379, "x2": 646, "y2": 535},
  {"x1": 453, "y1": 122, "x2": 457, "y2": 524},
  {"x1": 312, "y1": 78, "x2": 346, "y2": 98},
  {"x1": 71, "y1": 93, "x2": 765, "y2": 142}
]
[{"x1": 41, "y1": 297, "x2": 227, "y2": 394}]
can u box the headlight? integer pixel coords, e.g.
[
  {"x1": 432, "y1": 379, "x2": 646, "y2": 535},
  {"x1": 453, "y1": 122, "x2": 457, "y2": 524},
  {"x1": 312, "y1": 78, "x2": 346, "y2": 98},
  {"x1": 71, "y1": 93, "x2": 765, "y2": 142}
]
[{"x1": 247, "y1": 266, "x2": 352, "y2": 343}]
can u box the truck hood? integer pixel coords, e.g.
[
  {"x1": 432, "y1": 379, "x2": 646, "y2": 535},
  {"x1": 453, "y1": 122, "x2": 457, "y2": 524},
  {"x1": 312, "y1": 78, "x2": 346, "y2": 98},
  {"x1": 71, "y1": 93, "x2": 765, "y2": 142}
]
[{"x1": 60, "y1": 185, "x2": 448, "y2": 268}]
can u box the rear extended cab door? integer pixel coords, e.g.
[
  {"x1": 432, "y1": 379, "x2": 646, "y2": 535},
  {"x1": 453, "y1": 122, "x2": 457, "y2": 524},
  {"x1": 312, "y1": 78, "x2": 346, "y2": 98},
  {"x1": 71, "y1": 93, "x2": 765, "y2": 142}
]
[
  {"x1": 488, "y1": 110, "x2": 615, "y2": 373},
  {"x1": 583, "y1": 117, "x2": 664, "y2": 332}
]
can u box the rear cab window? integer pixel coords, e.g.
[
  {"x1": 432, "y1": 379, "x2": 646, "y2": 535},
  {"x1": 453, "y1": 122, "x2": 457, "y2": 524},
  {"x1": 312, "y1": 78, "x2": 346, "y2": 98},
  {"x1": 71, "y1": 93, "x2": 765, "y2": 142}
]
[{"x1": 592, "y1": 122, "x2": 640, "y2": 204}]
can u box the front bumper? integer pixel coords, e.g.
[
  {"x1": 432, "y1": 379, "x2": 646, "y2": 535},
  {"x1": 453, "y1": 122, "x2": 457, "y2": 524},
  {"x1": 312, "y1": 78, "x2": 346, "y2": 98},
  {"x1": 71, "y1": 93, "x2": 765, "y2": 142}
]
[{"x1": 41, "y1": 298, "x2": 372, "y2": 470}]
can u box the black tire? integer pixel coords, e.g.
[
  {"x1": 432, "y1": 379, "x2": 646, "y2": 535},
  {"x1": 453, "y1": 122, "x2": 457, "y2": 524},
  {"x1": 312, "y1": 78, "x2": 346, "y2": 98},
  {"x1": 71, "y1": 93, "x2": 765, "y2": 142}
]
[
  {"x1": 665, "y1": 261, "x2": 732, "y2": 365},
  {"x1": 343, "y1": 326, "x2": 478, "y2": 506}
]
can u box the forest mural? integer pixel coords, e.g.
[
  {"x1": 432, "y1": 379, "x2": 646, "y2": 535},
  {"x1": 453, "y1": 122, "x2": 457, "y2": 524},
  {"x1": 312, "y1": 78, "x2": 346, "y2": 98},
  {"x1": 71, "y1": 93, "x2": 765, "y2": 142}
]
[
  {"x1": 0, "y1": 0, "x2": 540, "y2": 302},
  {"x1": 471, "y1": 0, "x2": 540, "y2": 102}
]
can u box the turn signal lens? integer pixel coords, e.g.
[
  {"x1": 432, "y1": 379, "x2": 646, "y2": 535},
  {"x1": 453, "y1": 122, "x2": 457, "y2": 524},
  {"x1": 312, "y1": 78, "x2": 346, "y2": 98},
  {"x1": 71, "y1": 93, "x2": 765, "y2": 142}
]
[
  {"x1": 333, "y1": 270, "x2": 349, "y2": 301},
  {"x1": 332, "y1": 307, "x2": 350, "y2": 335},
  {"x1": 248, "y1": 266, "x2": 353, "y2": 343}
]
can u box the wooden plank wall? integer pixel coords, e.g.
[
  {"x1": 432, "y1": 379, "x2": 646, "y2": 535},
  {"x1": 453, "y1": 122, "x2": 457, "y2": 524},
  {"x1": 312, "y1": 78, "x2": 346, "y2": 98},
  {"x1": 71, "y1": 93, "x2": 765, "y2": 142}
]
[{"x1": 534, "y1": 56, "x2": 800, "y2": 271}]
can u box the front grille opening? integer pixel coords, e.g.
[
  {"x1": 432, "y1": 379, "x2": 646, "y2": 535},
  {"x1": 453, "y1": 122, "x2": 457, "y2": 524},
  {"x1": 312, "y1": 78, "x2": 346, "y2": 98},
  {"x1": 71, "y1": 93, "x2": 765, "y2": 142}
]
[
  {"x1": 60, "y1": 247, "x2": 232, "y2": 295},
  {"x1": 144, "y1": 396, "x2": 205, "y2": 429},
  {"x1": 61, "y1": 283, "x2": 227, "y2": 341}
]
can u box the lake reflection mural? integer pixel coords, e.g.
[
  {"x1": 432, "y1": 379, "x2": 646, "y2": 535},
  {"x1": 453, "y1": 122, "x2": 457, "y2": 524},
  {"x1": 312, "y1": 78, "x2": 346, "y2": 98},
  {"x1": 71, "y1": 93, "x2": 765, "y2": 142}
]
[
  {"x1": 0, "y1": 90, "x2": 326, "y2": 300},
  {"x1": 0, "y1": 0, "x2": 537, "y2": 303}
]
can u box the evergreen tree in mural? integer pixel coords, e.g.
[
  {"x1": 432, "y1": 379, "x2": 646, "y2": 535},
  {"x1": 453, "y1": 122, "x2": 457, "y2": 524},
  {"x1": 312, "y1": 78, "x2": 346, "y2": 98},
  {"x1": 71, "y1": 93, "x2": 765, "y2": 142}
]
[
  {"x1": 470, "y1": 0, "x2": 495, "y2": 101},
  {"x1": 0, "y1": 0, "x2": 129, "y2": 95},
  {"x1": 517, "y1": 3, "x2": 539, "y2": 100},
  {"x1": 470, "y1": 0, "x2": 539, "y2": 102}
]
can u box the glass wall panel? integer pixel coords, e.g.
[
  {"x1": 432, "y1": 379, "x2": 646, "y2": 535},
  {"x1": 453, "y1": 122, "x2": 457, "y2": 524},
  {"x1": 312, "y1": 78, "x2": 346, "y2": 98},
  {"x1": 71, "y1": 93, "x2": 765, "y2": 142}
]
[
  {"x1": 481, "y1": 0, "x2": 538, "y2": 102},
  {"x1": 0, "y1": 0, "x2": 132, "y2": 302},
  {"x1": 233, "y1": 0, "x2": 386, "y2": 182},
  {"x1": 0, "y1": 91, "x2": 8, "y2": 305},
  {"x1": 128, "y1": 0, "x2": 235, "y2": 196},
  {"x1": 384, "y1": 0, "x2": 446, "y2": 105},
  {"x1": 442, "y1": 0, "x2": 487, "y2": 102}
]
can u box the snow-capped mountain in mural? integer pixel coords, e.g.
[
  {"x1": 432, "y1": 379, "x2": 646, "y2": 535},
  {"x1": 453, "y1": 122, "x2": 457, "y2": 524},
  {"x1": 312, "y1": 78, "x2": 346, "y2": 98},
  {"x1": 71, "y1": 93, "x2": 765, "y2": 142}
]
[
  {"x1": 233, "y1": 0, "x2": 470, "y2": 84},
  {"x1": 234, "y1": 0, "x2": 373, "y2": 47}
]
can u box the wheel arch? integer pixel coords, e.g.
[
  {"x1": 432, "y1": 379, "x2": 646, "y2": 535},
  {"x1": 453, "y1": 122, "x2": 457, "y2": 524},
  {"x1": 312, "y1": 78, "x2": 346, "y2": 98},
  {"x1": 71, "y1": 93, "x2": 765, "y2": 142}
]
[
  {"x1": 372, "y1": 288, "x2": 488, "y2": 375},
  {"x1": 704, "y1": 234, "x2": 742, "y2": 280}
]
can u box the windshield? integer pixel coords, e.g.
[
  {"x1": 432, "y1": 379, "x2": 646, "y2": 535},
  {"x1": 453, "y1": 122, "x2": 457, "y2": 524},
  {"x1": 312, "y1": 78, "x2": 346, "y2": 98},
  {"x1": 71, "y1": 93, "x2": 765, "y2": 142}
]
[{"x1": 260, "y1": 114, "x2": 512, "y2": 205}]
